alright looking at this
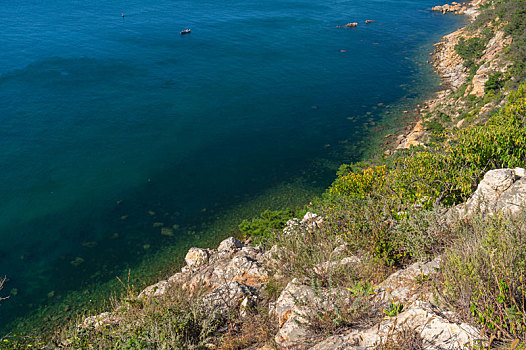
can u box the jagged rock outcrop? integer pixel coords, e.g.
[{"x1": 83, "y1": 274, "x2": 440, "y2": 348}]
[
  {"x1": 396, "y1": 119, "x2": 426, "y2": 149},
  {"x1": 271, "y1": 255, "x2": 483, "y2": 349},
  {"x1": 169, "y1": 237, "x2": 269, "y2": 291},
  {"x1": 81, "y1": 312, "x2": 121, "y2": 329},
  {"x1": 432, "y1": 29, "x2": 468, "y2": 89},
  {"x1": 81, "y1": 236, "x2": 271, "y2": 329},
  {"x1": 432, "y1": 2, "x2": 467, "y2": 15},
  {"x1": 450, "y1": 168, "x2": 526, "y2": 218},
  {"x1": 82, "y1": 194, "x2": 507, "y2": 348},
  {"x1": 310, "y1": 301, "x2": 481, "y2": 350},
  {"x1": 202, "y1": 280, "x2": 258, "y2": 316},
  {"x1": 284, "y1": 212, "x2": 323, "y2": 235},
  {"x1": 374, "y1": 257, "x2": 441, "y2": 305}
]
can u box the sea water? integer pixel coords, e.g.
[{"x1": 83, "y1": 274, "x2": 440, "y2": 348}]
[{"x1": 0, "y1": 0, "x2": 464, "y2": 331}]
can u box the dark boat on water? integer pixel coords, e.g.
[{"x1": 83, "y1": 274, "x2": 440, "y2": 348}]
[{"x1": 180, "y1": 29, "x2": 191, "y2": 35}]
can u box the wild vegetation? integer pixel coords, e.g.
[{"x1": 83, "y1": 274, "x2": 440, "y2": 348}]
[{"x1": 3, "y1": 0, "x2": 526, "y2": 348}]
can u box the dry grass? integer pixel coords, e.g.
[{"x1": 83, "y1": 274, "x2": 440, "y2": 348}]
[
  {"x1": 439, "y1": 210, "x2": 526, "y2": 345},
  {"x1": 375, "y1": 324, "x2": 425, "y2": 350},
  {"x1": 218, "y1": 306, "x2": 277, "y2": 350}
]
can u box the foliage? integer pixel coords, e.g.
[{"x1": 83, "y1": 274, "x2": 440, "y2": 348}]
[
  {"x1": 305, "y1": 278, "x2": 377, "y2": 336},
  {"x1": 59, "y1": 285, "x2": 224, "y2": 349},
  {"x1": 450, "y1": 83, "x2": 526, "y2": 173},
  {"x1": 316, "y1": 82, "x2": 526, "y2": 265},
  {"x1": 374, "y1": 325, "x2": 424, "y2": 350},
  {"x1": 348, "y1": 280, "x2": 376, "y2": 297},
  {"x1": 472, "y1": 0, "x2": 526, "y2": 86}
]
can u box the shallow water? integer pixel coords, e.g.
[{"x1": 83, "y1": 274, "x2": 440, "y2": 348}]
[{"x1": 0, "y1": 0, "x2": 464, "y2": 331}]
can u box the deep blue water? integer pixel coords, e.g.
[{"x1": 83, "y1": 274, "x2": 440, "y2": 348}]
[{"x1": 0, "y1": 0, "x2": 464, "y2": 331}]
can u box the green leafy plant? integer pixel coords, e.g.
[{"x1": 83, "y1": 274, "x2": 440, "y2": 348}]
[
  {"x1": 441, "y1": 212, "x2": 526, "y2": 343},
  {"x1": 384, "y1": 302, "x2": 404, "y2": 317},
  {"x1": 348, "y1": 280, "x2": 376, "y2": 297},
  {"x1": 455, "y1": 36, "x2": 487, "y2": 71}
]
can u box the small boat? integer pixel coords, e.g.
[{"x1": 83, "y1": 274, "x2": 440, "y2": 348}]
[{"x1": 180, "y1": 29, "x2": 191, "y2": 35}]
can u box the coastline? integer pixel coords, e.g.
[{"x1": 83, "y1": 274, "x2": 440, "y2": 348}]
[{"x1": 385, "y1": 0, "x2": 490, "y2": 152}]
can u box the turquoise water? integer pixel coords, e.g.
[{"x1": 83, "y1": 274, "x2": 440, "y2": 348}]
[{"x1": 0, "y1": 0, "x2": 463, "y2": 331}]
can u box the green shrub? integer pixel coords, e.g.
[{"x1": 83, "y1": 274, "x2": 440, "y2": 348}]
[
  {"x1": 485, "y1": 71, "x2": 505, "y2": 93},
  {"x1": 317, "y1": 82, "x2": 526, "y2": 265}
]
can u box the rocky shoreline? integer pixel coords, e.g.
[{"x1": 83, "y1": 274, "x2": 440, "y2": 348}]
[{"x1": 390, "y1": 0, "x2": 511, "y2": 152}]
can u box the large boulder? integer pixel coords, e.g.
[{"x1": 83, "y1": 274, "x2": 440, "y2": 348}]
[
  {"x1": 451, "y1": 168, "x2": 526, "y2": 218},
  {"x1": 202, "y1": 281, "x2": 257, "y2": 316},
  {"x1": 273, "y1": 278, "x2": 354, "y2": 349},
  {"x1": 374, "y1": 257, "x2": 441, "y2": 305}
]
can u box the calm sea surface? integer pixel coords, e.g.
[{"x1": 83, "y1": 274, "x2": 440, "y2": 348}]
[{"x1": 0, "y1": 0, "x2": 464, "y2": 331}]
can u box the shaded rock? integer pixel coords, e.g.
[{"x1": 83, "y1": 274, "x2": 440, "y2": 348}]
[
  {"x1": 139, "y1": 280, "x2": 170, "y2": 298},
  {"x1": 274, "y1": 279, "x2": 352, "y2": 349},
  {"x1": 313, "y1": 255, "x2": 360, "y2": 276},
  {"x1": 432, "y1": 29, "x2": 467, "y2": 89},
  {"x1": 374, "y1": 257, "x2": 441, "y2": 305},
  {"x1": 284, "y1": 212, "x2": 323, "y2": 235},
  {"x1": 81, "y1": 312, "x2": 120, "y2": 329},
  {"x1": 396, "y1": 120, "x2": 426, "y2": 149},
  {"x1": 274, "y1": 279, "x2": 319, "y2": 349},
  {"x1": 432, "y1": 2, "x2": 465, "y2": 15}
]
